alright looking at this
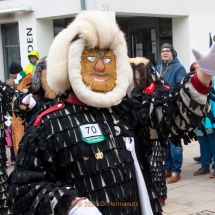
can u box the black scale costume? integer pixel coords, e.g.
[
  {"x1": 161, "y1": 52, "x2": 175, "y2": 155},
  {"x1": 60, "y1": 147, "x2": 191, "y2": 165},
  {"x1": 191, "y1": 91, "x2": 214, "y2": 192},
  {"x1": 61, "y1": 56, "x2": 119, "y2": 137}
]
[
  {"x1": 8, "y1": 70, "x2": 210, "y2": 215},
  {"x1": 0, "y1": 82, "x2": 28, "y2": 215},
  {"x1": 0, "y1": 67, "x2": 58, "y2": 215}
]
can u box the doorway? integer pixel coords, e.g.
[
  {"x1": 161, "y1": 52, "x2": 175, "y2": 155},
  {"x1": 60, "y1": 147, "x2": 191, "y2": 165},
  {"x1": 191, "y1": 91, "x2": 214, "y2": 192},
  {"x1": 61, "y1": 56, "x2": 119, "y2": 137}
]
[
  {"x1": 116, "y1": 16, "x2": 172, "y2": 66},
  {"x1": 131, "y1": 28, "x2": 156, "y2": 65}
]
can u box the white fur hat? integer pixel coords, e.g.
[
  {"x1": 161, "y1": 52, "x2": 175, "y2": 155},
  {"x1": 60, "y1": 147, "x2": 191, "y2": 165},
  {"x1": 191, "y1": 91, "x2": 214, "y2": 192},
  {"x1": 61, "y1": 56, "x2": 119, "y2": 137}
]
[
  {"x1": 192, "y1": 43, "x2": 215, "y2": 76},
  {"x1": 47, "y1": 11, "x2": 132, "y2": 108}
]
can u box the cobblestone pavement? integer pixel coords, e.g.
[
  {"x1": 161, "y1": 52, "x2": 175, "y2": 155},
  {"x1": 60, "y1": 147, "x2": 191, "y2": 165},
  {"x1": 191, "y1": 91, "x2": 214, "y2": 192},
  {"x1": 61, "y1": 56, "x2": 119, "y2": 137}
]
[
  {"x1": 163, "y1": 141, "x2": 215, "y2": 215},
  {"x1": 6, "y1": 141, "x2": 215, "y2": 215},
  {"x1": 190, "y1": 211, "x2": 215, "y2": 215}
]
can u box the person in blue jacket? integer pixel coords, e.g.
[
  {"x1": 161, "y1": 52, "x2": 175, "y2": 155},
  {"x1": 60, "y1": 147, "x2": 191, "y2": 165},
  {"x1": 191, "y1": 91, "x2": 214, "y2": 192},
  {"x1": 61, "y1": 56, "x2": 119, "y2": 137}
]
[
  {"x1": 156, "y1": 43, "x2": 186, "y2": 184},
  {"x1": 193, "y1": 76, "x2": 215, "y2": 178}
]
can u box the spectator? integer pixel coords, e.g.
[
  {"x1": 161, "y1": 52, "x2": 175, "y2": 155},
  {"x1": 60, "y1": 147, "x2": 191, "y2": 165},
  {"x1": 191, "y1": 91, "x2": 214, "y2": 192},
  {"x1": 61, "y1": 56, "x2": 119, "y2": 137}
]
[
  {"x1": 9, "y1": 61, "x2": 23, "y2": 79},
  {"x1": 191, "y1": 62, "x2": 214, "y2": 165},
  {"x1": 193, "y1": 76, "x2": 215, "y2": 178},
  {"x1": 24, "y1": 50, "x2": 40, "y2": 74},
  {"x1": 156, "y1": 43, "x2": 186, "y2": 183}
]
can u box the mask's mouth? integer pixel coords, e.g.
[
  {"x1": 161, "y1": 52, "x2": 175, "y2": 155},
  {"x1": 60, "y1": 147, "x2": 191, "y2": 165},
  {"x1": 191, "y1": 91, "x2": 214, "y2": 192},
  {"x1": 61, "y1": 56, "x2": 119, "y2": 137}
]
[
  {"x1": 93, "y1": 77, "x2": 108, "y2": 82},
  {"x1": 90, "y1": 73, "x2": 110, "y2": 82},
  {"x1": 90, "y1": 73, "x2": 110, "y2": 77}
]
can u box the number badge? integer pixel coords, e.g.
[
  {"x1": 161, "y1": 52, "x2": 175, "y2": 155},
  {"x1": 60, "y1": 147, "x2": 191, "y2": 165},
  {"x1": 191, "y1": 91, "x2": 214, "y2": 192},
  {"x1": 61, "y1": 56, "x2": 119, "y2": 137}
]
[{"x1": 79, "y1": 123, "x2": 105, "y2": 144}]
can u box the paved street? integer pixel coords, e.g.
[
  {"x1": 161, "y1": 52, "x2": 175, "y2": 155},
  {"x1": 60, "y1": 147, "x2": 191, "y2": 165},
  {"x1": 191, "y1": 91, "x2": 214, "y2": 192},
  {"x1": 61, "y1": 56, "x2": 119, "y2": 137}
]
[
  {"x1": 163, "y1": 141, "x2": 215, "y2": 215},
  {"x1": 6, "y1": 141, "x2": 215, "y2": 215}
]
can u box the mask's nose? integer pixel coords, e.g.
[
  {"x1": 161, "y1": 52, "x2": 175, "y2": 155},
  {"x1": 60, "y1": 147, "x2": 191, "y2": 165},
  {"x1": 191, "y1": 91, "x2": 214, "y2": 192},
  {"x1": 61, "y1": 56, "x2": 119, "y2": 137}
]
[{"x1": 94, "y1": 59, "x2": 104, "y2": 72}]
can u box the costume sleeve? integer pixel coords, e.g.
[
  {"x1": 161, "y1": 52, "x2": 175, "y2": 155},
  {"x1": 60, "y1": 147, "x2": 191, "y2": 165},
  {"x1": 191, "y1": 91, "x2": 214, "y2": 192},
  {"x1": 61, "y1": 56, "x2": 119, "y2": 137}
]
[
  {"x1": 8, "y1": 124, "x2": 78, "y2": 215},
  {"x1": 133, "y1": 72, "x2": 211, "y2": 145},
  {"x1": 0, "y1": 81, "x2": 25, "y2": 114}
]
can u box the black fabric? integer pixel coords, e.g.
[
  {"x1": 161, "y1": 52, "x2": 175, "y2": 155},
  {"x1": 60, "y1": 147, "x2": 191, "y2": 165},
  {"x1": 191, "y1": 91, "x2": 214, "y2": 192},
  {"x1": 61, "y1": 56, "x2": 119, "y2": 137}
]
[
  {"x1": 9, "y1": 62, "x2": 23, "y2": 75},
  {"x1": 9, "y1": 101, "x2": 145, "y2": 215},
  {"x1": 132, "y1": 72, "x2": 203, "y2": 147},
  {"x1": 0, "y1": 161, "x2": 11, "y2": 214},
  {"x1": 148, "y1": 141, "x2": 167, "y2": 200},
  {"x1": 0, "y1": 80, "x2": 58, "y2": 215},
  {"x1": 0, "y1": 82, "x2": 26, "y2": 215},
  {"x1": 131, "y1": 71, "x2": 209, "y2": 203}
]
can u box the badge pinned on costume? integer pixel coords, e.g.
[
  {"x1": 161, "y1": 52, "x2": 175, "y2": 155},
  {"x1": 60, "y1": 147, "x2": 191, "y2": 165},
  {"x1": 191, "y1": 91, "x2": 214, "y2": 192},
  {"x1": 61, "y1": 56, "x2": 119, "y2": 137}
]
[
  {"x1": 114, "y1": 126, "x2": 121, "y2": 136},
  {"x1": 95, "y1": 150, "x2": 104, "y2": 159},
  {"x1": 79, "y1": 123, "x2": 105, "y2": 144}
]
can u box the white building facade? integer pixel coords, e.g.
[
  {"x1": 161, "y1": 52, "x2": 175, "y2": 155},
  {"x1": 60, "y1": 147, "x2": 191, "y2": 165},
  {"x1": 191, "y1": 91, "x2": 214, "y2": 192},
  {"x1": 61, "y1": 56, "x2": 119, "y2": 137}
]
[{"x1": 0, "y1": 0, "x2": 215, "y2": 80}]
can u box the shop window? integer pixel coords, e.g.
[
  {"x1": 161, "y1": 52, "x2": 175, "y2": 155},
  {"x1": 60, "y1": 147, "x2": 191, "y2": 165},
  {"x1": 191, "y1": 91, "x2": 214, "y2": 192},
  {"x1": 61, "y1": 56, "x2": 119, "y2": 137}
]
[
  {"x1": 53, "y1": 18, "x2": 74, "y2": 37},
  {"x1": 1, "y1": 23, "x2": 20, "y2": 79}
]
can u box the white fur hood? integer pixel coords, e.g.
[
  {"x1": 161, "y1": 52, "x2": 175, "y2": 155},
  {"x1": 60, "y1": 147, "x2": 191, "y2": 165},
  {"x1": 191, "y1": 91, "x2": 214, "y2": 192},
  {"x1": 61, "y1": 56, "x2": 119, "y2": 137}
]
[{"x1": 47, "y1": 11, "x2": 132, "y2": 108}]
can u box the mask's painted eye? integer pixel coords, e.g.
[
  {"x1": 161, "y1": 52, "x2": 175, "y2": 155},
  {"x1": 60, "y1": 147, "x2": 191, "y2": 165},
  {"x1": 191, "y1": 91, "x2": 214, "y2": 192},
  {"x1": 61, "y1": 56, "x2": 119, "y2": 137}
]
[
  {"x1": 87, "y1": 56, "x2": 96, "y2": 62},
  {"x1": 103, "y1": 58, "x2": 111, "y2": 63}
]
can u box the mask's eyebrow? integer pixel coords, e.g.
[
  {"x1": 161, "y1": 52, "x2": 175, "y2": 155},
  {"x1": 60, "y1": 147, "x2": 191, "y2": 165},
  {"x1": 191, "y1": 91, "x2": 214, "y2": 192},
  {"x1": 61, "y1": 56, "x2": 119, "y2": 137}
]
[
  {"x1": 83, "y1": 49, "x2": 94, "y2": 55},
  {"x1": 96, "y1": 49, "x2": 109, "y2": 58}
]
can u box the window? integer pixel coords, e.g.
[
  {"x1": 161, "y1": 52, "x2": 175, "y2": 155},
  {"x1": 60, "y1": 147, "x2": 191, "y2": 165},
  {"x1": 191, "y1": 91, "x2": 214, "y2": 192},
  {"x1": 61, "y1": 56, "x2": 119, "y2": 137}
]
[
  {"x1": 53, "y1": 18, "x2": 74, "y2": 37},
  {"x1": 2, "y1": 23, "x2": 20, "y2": 79}
]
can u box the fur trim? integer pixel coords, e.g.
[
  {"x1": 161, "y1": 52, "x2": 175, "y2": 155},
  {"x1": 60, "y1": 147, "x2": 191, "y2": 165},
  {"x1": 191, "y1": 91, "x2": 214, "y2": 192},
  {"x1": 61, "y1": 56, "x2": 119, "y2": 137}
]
[
  {"x1": 47, "y1": 11, "x2": 132, "y2": 107},
  {"x1": 5, "y1": 78, "x2": 15, "y2": 88},
  {"x1": 32, "y1": 58, "x2": 56, "y2": 99},
  {"x1": 129, "y1": 57, "x2": 149, "y2": 66},
  {"x1": 129, "y1": 57, "x2": 162, "y2": 90},
  {"x1": 130, "y1": 61, "x2": 148, "y2": 90},
  {"x1": 41, "y1": 70, "x2": 57, "y2": 99},
  {"x1": 32, "y1": 58, "x2": 47, "y2": 92}
]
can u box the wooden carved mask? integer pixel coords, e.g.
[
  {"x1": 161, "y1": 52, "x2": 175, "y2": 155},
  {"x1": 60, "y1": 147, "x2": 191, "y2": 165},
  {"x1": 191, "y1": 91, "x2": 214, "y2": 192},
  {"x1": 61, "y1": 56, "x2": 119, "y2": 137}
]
[{"x1": 81, "y1": 48, "x2": 117, "y2": 93}]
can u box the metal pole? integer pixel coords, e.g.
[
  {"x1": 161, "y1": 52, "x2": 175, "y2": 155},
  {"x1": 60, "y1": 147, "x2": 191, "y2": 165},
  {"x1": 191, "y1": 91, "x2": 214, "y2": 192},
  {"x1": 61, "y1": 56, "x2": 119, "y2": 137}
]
[{"x1": 80, "y1": 0, "x2": 86, "y2": 10}]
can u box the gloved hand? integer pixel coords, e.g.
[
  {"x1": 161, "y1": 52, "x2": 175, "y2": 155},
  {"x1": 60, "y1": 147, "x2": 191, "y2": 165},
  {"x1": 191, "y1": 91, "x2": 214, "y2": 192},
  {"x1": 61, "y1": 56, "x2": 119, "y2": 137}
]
[
  {"x1": 22, "y1": 93, "x2": 36, "y2": 109},
  {"x1": 23, "y1": 89, "x2": 28, "y2": 93},
  {"x1": 14, "y1": 78, "x2": 19, "y2": 85},
  {"x1": 192, "y1": 43, "x2": 215, "y2": 76},
  {"x1": 68, "y1": 198, "x2": 102, "y2": 215}
]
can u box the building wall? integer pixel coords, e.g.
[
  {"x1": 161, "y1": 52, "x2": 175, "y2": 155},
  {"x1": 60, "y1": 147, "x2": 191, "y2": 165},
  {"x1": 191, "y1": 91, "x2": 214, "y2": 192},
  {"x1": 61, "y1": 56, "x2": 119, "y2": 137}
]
[
  {"x1": 0, "y1": 0, "x2": 215, "y2": 79},
  {"x1": 33, "y1": 0, "x2": 81, "y2": 19},
  {"x1": 95, "y1": 0, "x2": 189, "y2": 16},
  {"x1": 172, "y1": 16, "x2": 190, "y2": 71}
]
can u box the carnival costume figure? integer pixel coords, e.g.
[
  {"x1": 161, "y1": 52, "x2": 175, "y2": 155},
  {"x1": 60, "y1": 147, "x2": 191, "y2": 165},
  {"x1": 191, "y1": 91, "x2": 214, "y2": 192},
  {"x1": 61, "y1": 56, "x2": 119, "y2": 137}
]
[
  {"x1": 8, "y1": 11, "x2": 215, "y2": 215},
  {"x1": 0, "y1": 58, "x2": 58, "y2": 214},
  {"x1": 0, "y1": 80, "x2": 39, "y2": 215},
  {"x1": 130, "y1": 57, "x2": 168, "y2": 205}
]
